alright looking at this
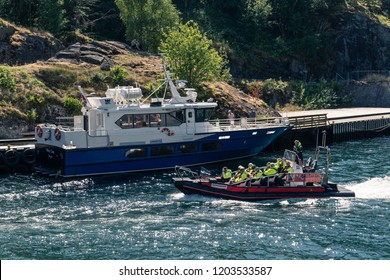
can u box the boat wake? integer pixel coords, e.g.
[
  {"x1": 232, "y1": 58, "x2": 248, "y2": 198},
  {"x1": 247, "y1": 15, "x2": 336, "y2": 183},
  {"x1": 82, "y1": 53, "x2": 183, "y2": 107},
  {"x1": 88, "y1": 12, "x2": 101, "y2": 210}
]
[{"x1": 344, "y1": 176, "x2": 390, "y2": 199}]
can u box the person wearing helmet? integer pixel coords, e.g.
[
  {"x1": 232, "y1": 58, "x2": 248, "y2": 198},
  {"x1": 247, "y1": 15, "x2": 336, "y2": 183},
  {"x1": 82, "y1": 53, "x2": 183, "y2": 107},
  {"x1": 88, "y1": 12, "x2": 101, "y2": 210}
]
[
  {"x1": 245, "y1": 162, "x2": 255, "y2": 174},
  {"x1": 221, "y1": 166, "x2": 232, "y2": 182},
  {"x1": 293, "y1": 140, "x2": 303, "y2": 166},
  {"x1": 252, "y1": 167, "x2": 263, "y2": 179},
  {"x1": 274, "y1": 158, "x2": 285, "y2": 173},
  {"x1": 231, "y1": 165, "x2": 248, "y2": 183},
  {"x1": 264, "y1": 162, "x2": 277, "y2": 176}
]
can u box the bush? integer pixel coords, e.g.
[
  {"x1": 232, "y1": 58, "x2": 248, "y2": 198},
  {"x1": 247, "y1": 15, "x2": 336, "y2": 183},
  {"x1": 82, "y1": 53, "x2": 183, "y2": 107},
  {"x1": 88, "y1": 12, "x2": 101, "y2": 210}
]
[
  {"x1": 290, "y1": 81, "x2": 340, "y2": 109},
  {"x1": 246, "y1": 79, "x2": 289, "y2": 108},
  {"x1": 26, "y1": 109, "x2": 37, "y2": 123},
  {"x1": 0, "y1": 66, "x2": 16, "y2": 91},
  {"x1": 63, "y1": 96, "x2": 82, "y2": 115},
  {"x1": 109, "y1": 65, "x2": 127, "y2": 86},
  {"x1": 89, "y1": 71, "x2": 107, "y2": 85}
]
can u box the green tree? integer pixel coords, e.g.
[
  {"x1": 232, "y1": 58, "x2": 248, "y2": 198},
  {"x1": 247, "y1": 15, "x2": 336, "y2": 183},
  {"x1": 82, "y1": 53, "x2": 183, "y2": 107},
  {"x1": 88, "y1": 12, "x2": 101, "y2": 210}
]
[
  {"x1": 244, "y1": 0, "x2": 272, "y2": 43},
  {"x1": 115, "y1": 0, "x2": 180, "y2": 52},
  {"x1": 245, "y1": 0, "x2": 272, "y2": 28},
  {"x1": 0, "y1": 0, "x2": 39, "y2": 26},
  {"x1": 86, "y1": 0, "x2": 125, "y2": 41},
  {"x1": 62, "y1": 0, "x2": 98, "y2": 32},
  {"x1": 159, "y1": 21, "x2": 230, "y2": 87},
  {"x1": 37, "y1": 0, "x2": 63, "y2": 35}
]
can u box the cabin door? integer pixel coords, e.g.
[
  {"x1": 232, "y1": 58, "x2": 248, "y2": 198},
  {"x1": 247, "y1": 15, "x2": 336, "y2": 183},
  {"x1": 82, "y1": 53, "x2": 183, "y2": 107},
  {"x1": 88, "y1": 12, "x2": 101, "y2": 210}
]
[{"x1": 186, "y1": 109, "x2": 196, "y2": 134}]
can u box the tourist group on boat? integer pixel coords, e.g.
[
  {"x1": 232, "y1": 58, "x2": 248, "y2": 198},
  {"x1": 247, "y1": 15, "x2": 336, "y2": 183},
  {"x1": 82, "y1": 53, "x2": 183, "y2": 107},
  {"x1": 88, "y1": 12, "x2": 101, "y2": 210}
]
[
  {"x1": 221, "y1": 157, "x2": 295, "y2": 186},
  {"x1": 220, "y1": 139, "x2": 304, "y2": 186}
]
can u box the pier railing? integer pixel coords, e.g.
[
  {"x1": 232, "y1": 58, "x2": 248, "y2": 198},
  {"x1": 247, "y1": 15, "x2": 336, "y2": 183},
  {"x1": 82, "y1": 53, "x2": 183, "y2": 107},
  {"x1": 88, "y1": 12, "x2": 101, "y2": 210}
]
[
  {"x1": 287, "y1": 114, "x2": 328, "y2": 130},
  {"x1": 212, "y1": 114, "x2": 328, "y2": 130}
]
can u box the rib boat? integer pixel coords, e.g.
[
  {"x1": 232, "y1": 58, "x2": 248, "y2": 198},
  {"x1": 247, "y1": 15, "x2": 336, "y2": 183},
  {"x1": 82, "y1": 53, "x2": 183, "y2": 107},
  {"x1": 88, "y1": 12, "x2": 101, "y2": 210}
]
[
  {"x1": 172, "y1": 147, "x2": 355, "y2": 201},
  {"x1": 34, "y1": 62, "x2": 290, "y2": 177}
]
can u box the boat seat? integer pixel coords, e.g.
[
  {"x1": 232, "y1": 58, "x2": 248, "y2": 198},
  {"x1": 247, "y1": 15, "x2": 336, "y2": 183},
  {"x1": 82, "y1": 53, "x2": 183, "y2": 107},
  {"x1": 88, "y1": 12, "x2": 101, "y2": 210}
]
[{"x1": 304, "y1": 159, "x2": 317, "y2": 173}]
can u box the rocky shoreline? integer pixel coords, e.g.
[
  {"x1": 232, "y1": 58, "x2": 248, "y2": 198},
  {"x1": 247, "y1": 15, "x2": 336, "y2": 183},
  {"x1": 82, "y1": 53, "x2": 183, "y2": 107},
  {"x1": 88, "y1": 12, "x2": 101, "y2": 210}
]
[{"x1": 2, "y1": 16, "x2": 390, "y2": 139}]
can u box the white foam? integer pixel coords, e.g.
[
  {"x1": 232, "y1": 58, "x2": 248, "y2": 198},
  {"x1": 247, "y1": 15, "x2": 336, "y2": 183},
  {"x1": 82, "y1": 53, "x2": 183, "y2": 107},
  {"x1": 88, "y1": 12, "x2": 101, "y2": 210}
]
[{"x1": 344, "y1": 176, "x2": 390, "y2": 199}]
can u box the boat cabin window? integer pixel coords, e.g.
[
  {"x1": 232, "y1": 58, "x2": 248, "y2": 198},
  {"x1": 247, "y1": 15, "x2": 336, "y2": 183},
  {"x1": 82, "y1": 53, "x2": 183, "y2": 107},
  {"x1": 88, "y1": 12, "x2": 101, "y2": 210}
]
[
  {"x1": 201, "y1": 142, "x2": 222, "y2": 151},
  {"x1": 151, "y1": 145, "x2": 174, "y2": 156},
  {"x1": 166, "y1": 110, "x2": 185, "y2": 126},
  {"x1": 178, "y1": 143, "x2": 198, "y2": 153},
  {"x1": 134, "y1": 114, "x2": 149, "y2": 127},
  {"x1": 116, "y1": 111, "x2": 185, "y2": 129},
  {"x1": 195, "y1": 108, "x2": 214, "y2": 122},
  {"x1": 116, "y1": 114, "x2": 134, "y2": 128},
  {"x1": 125, "y1": 148, "x2": 147, "y2": 158},
  {"x1": 150, "y1": 113, "x2": 162, "y2": 127},
  {"x1": 116, "y1": 113, "x2": 163, "y2": 128}
]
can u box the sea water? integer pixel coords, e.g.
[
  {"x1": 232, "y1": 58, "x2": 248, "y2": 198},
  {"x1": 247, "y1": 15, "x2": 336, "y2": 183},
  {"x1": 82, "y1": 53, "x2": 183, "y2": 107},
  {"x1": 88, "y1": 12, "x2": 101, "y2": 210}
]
[{"x1": 0, "y1": 137, "x2": 389, "y2": 260}]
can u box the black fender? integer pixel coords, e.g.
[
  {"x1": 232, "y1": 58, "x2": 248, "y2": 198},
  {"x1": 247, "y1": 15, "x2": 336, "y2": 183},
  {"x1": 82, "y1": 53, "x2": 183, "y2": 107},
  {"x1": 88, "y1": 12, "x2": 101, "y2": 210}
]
[
  {"x1": 4, "y1": 150, "x2": 20, "y2": 166},
  {"x1": 22, "y1": 148, "x2": 36, "y2": 165}
]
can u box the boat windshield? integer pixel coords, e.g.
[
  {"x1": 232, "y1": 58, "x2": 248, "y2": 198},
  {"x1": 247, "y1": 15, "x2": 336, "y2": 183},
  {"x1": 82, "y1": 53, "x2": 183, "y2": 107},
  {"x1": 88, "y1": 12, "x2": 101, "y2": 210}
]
[{"x1": 283, "y1": 149, "x2": 298, "y2": 162}]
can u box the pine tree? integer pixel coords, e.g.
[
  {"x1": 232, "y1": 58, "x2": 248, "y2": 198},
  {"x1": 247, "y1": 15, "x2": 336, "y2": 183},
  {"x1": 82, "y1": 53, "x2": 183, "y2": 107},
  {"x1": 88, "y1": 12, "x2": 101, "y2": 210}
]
[{"x1": 37, "y1": 0, "x2": 63, "y2": 35}]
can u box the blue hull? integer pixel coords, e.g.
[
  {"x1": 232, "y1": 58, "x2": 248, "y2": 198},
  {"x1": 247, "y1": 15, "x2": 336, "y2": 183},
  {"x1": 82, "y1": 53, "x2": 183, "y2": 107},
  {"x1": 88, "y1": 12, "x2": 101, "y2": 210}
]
[{"x1": 35, "y1": 126, "x2": 289, "y2": 177}]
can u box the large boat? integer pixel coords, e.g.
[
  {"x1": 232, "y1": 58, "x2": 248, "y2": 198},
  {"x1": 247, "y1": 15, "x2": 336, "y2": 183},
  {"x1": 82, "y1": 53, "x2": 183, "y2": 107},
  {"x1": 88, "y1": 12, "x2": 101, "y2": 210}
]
[
  {"x1": 34, "y1": 62, "x2": 290, "y2": 177},
  {"x1": 172, "y1": 147, "x2": 355, "y2": 201}
]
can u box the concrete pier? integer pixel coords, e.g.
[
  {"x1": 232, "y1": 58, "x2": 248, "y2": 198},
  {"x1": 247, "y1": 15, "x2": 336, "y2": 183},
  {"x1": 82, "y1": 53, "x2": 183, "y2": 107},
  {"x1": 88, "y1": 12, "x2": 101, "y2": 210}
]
[
  {"x1": 267, "y1": 107, "x2": 390, "y2": 151},
  {"x1": 281, "y1": 108, "x2": 390, "y2": 123}
]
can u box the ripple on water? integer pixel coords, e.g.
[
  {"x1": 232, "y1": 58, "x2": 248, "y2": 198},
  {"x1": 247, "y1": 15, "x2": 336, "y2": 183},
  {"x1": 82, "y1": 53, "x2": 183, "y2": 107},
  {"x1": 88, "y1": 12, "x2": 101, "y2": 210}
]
[{"x1": 1, "y1": 137, "x2": 390, "y2": 259}]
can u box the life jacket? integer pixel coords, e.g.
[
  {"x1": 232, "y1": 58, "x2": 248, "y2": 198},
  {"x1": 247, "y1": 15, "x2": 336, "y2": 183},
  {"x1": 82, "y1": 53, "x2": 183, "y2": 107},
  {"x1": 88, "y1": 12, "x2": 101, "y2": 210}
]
[
  {"x1": 264, "y1": 167, "x2": 277, "y2": 176},
  {"x1": 283, "y1": 166, "x2": 293, "y2": 173},
  {"x1": 222, "y1": 169, "x2": 232, "y2": 179},
  {"x1": 274, "y1": 161, "x2": 285, "y2": 173},
  {"x1": 252, "y1": 170, "x2": 263, "y2": 179},
  {"x1": 234, "y1": 171, "x2": 247, "y2": 183},
  {"x1": 294, "y1": 141, "x2": 303, "y2": 154}
]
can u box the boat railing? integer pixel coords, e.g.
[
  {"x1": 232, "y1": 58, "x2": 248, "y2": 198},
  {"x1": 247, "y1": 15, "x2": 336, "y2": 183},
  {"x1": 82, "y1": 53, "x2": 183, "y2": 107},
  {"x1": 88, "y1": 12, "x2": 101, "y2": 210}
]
[
  {"x1": 174, "y1": 166, "x2": 200, "y2": 179},
  {"x1": 233, "y1": 174, "x2": 281, "y2": 188},
  {"x1": 232, "y1": 171, "x2": 324, "y2": 188},
  {"x1": 209, "y1": 117, "x2": 290, "y2": 130},
  {"x1": 56, "y1": 117, "x2": 74, "y2": 127}
]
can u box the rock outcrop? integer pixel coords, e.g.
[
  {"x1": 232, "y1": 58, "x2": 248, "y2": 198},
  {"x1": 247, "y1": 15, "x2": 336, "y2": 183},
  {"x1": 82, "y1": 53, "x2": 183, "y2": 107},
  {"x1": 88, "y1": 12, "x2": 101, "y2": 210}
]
[
  {"x1": 331, "y1": 12, "x2": 390, "y2": 79},
  {"x1": 341, "y1": 81, "x2": 390, "y2": 107},
  {"x1": 0, "y1": 19, "x2": 63, "y2": 65},
  {"x1": 48, "y1": 40, "x2": 132, "y2": 70},
  {"x1": 206, "y1": 82, "x2": 280, "y2": 118}
]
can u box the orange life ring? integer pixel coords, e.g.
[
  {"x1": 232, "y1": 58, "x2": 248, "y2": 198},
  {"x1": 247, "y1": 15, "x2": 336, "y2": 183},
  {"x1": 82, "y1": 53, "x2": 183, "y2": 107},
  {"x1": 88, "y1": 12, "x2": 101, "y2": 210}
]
[
  {"x1": 161, "y1": 127, "x2": 174, "y2": 136},
  {"x1": 54, "y1": 127, "x2": 61, "y2": 141},
  {"x1": 36, "y1": 125, "x2": 43, "y2": 138}
]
